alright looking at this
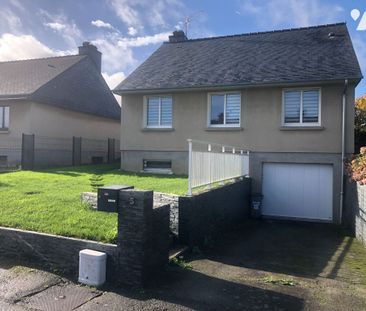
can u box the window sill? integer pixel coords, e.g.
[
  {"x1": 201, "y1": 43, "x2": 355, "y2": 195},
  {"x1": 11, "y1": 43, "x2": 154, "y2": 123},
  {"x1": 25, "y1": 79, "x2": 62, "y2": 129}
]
[
  {"x1": 205, "y1": 126, "x2": 243, "y2": 132},
  {"x1": 141, "y1": 127, "x2": 174, "y2": 132},
  {"x1": 141, "y1": 168, "x2": 173, "y2": 175},
  {"x1": 280, "y1": 126, "x2": 324, "y2": 131},
  {"x1": 0, "y1": 129, "x2": 9, "y2": 134}
]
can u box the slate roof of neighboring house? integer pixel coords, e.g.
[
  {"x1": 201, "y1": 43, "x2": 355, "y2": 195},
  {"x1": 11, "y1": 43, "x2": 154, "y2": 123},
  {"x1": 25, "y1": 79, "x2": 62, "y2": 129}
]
[
  {"x1": 0, "y1": 55, "x2": 120, "y2": 120},
  {"x1": 114, "y1": 23, "x2": 362, "y2": 94}
]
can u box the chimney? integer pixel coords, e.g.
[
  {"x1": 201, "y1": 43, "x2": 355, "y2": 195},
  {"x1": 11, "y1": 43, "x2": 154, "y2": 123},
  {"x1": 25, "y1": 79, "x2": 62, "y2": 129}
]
[
  {"x1": 78, "y1": 42, "x2": 102, "y2": 73},
  {"x1": 169, "y1": 30, "x2": 188, "y2": 43}
]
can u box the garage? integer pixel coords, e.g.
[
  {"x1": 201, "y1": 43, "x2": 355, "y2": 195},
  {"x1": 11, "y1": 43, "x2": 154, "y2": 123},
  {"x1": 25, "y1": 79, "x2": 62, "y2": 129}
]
[{"x1": 262, "y1": 163, "x2": 333, "y2": 221}]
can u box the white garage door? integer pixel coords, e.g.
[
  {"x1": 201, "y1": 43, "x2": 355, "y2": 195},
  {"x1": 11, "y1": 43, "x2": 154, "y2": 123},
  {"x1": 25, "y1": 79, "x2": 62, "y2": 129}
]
[{"x1": 262, "y1": 163, "x2": 333, "y2": 221}]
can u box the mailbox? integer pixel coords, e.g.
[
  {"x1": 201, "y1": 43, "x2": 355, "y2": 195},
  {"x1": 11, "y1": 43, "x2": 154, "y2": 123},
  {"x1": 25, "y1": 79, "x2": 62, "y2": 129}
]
[{"x1": 97, "y1": 185, "x2": 134, "y2": 212}]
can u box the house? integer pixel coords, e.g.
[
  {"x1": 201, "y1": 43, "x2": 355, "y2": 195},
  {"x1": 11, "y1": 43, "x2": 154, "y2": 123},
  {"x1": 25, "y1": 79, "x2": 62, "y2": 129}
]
[
  {"x1": 0, "y1": 42, "x2": 121, "y2": 168},
  {"x1": 113, "y1": 23, "x2": 362, "y2": 224}
]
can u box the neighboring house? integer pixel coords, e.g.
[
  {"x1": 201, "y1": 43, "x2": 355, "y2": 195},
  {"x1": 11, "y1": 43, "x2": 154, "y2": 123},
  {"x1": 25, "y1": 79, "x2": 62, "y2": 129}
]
[
  {"x1": 0, "y1": 42, "x2": 121, "y2": 167},
  {"x1": 113, "y1": 23, "x2": 362, "y2": 224}
]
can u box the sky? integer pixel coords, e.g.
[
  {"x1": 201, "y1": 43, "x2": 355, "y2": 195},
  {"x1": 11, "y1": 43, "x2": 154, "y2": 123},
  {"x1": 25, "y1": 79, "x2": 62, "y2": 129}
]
[{"x1": 0, "y1": 0, "x2": 366, "y2": 97}]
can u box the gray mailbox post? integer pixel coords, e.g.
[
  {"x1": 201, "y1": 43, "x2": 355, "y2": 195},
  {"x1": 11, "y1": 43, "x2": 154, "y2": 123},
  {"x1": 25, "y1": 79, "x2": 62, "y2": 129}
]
[{"x1": 97, "y1": 185, "x2": 134, "y2": 212}]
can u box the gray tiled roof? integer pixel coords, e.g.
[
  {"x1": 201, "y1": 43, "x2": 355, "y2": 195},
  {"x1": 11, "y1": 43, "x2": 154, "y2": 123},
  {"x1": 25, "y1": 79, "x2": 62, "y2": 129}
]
[
  {"x1": 114, "y1": 23, "x2": 362, "y2": 93},
  {"x1": 0, "y1": 55, "x2": 120, "y2": 120}
]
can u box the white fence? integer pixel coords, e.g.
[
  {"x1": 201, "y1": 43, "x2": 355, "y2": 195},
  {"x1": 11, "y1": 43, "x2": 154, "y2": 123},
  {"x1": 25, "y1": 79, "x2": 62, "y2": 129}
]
[{"x1": 188, "y1": 139, "x2": 250, "y2": 195}]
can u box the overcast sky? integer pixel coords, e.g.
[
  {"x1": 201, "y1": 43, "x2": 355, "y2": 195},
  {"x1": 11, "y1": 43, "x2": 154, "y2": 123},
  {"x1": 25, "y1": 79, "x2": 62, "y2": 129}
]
[{"x1": 0, "y1": 0, "x2": 366, "y2": 96}]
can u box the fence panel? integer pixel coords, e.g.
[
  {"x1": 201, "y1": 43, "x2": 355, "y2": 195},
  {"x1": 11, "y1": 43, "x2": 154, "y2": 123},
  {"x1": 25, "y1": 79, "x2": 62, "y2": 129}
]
[
  {"x1": 0, "y1": 136, "x2": 22, "y2": 168},
  {"x1": 188, "y1": 139, "x2": 249, "y2": 195},
  {"x1": 34, "y1": 135, "x2": 73, "y2": 168},
  {"x1": 81, "y1": 138, "x2": 108, "y2": 164},
  {"x1": 114, "y1": 139, "x2": 121, "y2": 162},
  {"x1": 2, "y1": 134, "x2": 118, "y2": 169}
]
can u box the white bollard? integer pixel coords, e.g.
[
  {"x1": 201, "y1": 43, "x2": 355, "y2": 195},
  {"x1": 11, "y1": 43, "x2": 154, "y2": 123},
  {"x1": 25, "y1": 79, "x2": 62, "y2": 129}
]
[{"x1": 78, "y1": 249, "x2": 107, "y2": 287}]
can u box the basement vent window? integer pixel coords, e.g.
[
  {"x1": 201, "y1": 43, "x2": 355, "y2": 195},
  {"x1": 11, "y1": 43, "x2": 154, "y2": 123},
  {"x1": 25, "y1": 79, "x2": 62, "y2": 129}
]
[{"x1": 143, "y1": 159, "x2": 172, "y2": 174}]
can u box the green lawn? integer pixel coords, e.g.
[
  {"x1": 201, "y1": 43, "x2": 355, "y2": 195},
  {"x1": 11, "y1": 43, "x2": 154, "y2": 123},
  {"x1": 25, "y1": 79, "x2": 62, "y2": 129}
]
[{"x1": 0, "y1": 164, "x2": 187, "y2": 243}]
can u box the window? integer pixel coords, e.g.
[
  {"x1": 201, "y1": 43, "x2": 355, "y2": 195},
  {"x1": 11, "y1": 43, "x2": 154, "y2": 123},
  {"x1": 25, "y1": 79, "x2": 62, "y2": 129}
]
[
  {"x1": 283, "y1": 89, "x2": 320, "y2": 126},
  {"x1": 0, "y1": 106, "x2": 9, "y2": 130},
  {"x1": 209, "y1": 93, "x2": 241, "y2": 126},
  {"x1": 143, "y1": 159, "x2": 172, "y2": 174},
  {"x1": 145, "y1": 96, "x2": 172, "y2": 128}
]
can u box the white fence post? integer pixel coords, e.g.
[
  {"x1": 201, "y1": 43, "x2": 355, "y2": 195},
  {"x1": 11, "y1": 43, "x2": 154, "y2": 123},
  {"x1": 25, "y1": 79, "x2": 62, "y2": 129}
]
[
  {"x1": 208, "y1": 144, "x2": 212, "y2": 189},
  {"x1": 188, "y1": 139, "x2": 193, "y2": 196}
]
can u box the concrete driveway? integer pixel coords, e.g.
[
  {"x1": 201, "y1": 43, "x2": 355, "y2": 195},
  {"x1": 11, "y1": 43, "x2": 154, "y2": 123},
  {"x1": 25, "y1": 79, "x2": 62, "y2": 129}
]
[{"x1": 1, "y1": 220, "x2": 366, "y2": 310}]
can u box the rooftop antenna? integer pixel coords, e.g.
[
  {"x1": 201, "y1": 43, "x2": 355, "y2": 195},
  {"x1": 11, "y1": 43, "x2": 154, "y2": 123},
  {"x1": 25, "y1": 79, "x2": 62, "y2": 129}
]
[{"x1": 183, "y1": 10, "x2": 204, "y2": 38}]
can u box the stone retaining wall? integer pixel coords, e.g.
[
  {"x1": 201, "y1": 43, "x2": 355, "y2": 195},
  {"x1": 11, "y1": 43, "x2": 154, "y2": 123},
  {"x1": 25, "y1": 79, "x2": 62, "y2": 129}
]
[
  {"x1": 81, "y1": 190, "x2": 179, "y2": 235},
  {"x1": 0, "y1": 180, "x2": 252, "y2": 286},
  {"x1": 80, "y1": 192, "x2": 97, "y2": 209},
  {"x1": 179, "y1": 178, "x2": 251, "y2": 247},
  {"x1": 344, "y1": 181, "x2": 366, "y2": 245},
  {"x1": 153, "y1": 192, "x2": 179, "y2": 235},
  {"x1": 0, "y1": 227, "x2": 119, "y2": 281},
  {"x1": 0, "y1": 190, "x2": 170, "y2": 287}
]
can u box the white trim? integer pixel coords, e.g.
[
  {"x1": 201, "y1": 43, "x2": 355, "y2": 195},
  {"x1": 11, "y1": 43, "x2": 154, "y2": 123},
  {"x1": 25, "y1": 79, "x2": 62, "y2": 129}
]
[
  {"x1": 142, "y1": 168, "x2": 173, "y2": 175},
  {"x1": 207, "y1": 91, "x2": 242, "y2": 127},
  {"x1": 282, "y1": 87, "x2": 322, "y2": 127},
  {"x1": 143, "y1": 95, "x2": 173, "y2": 129},
  {"x1": 0, "y1": 106, "x2": 9, "y2": 130}
]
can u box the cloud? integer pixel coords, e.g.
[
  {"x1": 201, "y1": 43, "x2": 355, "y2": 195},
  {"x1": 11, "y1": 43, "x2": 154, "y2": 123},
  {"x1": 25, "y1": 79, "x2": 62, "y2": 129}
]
[
  {"x1": 237, "y1": 0, "x2": 344, "y2": 28},
  {"x1": 117, "y1": 32, "x2": 170, "y2": 47},
  {"x1": 8, "y1": 0, "x2": 25, "y2": 12},
  {"x1": 108, "y1": 0, "x2": 184, "y2": 33},
  {"x1": 39, "y1": 9, "x2": 82, "y2": 47},
  {"x1": 91, "y1": 19, "x2": 114, "y2": 30},
  {"x1": 91, "y1": 36, "x2": 136, "y2": 73},
  {"x1": 128, "y1": 26, "x2": 138, "y2": 36},
  {"x1": 109, "y1": 0, "x2": 139, "y2": 27},
  {"x1": 102, "y1": 71, "x2": 125, "y2": 89},
  {"x1": 91, "y1": 31, "x2": 171, "y2": 72},
  {"x1": 44, "y1": 22, "x2": 66, "y2": 31},
  {"x1": 102, "y1": 71, "x2": 125, "y2": 104},
  {"x1": 0, "y1": 33, "x2": 68, "y2": 61},
  {"x1": 0, "y1": 8, "x2": 22, "y2": 33}
]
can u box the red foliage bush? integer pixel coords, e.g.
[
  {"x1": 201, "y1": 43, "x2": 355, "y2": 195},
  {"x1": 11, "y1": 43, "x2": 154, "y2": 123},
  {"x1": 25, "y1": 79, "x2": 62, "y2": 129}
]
[{"x1": 347, "y1": 148, "x2": 366, "y2": 185}]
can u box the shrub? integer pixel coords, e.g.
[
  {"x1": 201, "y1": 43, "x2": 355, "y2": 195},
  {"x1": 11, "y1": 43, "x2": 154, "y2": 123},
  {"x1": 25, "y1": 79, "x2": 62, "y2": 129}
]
[
  {"x1": 347, "y1": 147, "x2": 366, "y2": 185},
  {"x1": 89, "y1": 174, "x2": 104, "y2": 192}
]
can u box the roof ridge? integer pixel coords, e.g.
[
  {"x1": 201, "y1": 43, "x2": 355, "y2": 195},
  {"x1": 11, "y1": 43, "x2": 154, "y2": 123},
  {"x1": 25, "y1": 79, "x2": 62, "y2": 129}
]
[
  {"x1": 165, "y1": 22, "x2": 347, "y2": 44},
  {"x1": 0, "y1": 54, "x2": 85, "y2": 64}
]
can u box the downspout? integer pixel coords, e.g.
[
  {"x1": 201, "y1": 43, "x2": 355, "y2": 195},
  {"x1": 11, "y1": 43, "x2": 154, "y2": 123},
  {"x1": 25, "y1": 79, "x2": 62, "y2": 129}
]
[{"x1": 340, "y1": 79, "x2": 348, "y2": 224}]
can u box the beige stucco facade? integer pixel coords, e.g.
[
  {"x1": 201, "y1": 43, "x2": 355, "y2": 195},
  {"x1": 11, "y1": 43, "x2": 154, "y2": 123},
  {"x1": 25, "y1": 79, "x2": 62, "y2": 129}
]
[
  {"x1": 28, "y1": 102, "x2": 120, "y2": 139},
  {"x1": 120, "y1": 82, "x2": 356, "y2": 224},
  {"x1": 121, "y1": 83, "x2": 354, "y2": 155},
  {"x1": 0, "y1": 100, "x2": 120, "y2": 167}
]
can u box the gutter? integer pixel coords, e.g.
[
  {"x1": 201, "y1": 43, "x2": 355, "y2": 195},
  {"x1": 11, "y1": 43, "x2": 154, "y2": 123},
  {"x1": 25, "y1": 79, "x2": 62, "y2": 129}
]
[
  {"x1": 113, "y1": 77, "x2": 362, "y2": 95},
  {"x1": 0, "y1": 95, "x2": 28, "y2": 100},
  {"x1": 340, "y1": 79, "x2": 348, "y2": 224}
]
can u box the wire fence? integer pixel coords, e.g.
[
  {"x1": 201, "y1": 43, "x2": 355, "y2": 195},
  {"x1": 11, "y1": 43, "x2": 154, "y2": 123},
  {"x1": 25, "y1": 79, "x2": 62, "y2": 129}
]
[
  {"x1": 0, "y1": 136, "x2": 22, "y2": 167},
  {"x1": 0, "y1": 134, "x2": 120, "y2": 169},
  {"x1": 188, "y1": 139, "x2": 250, "y2": 195}
]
